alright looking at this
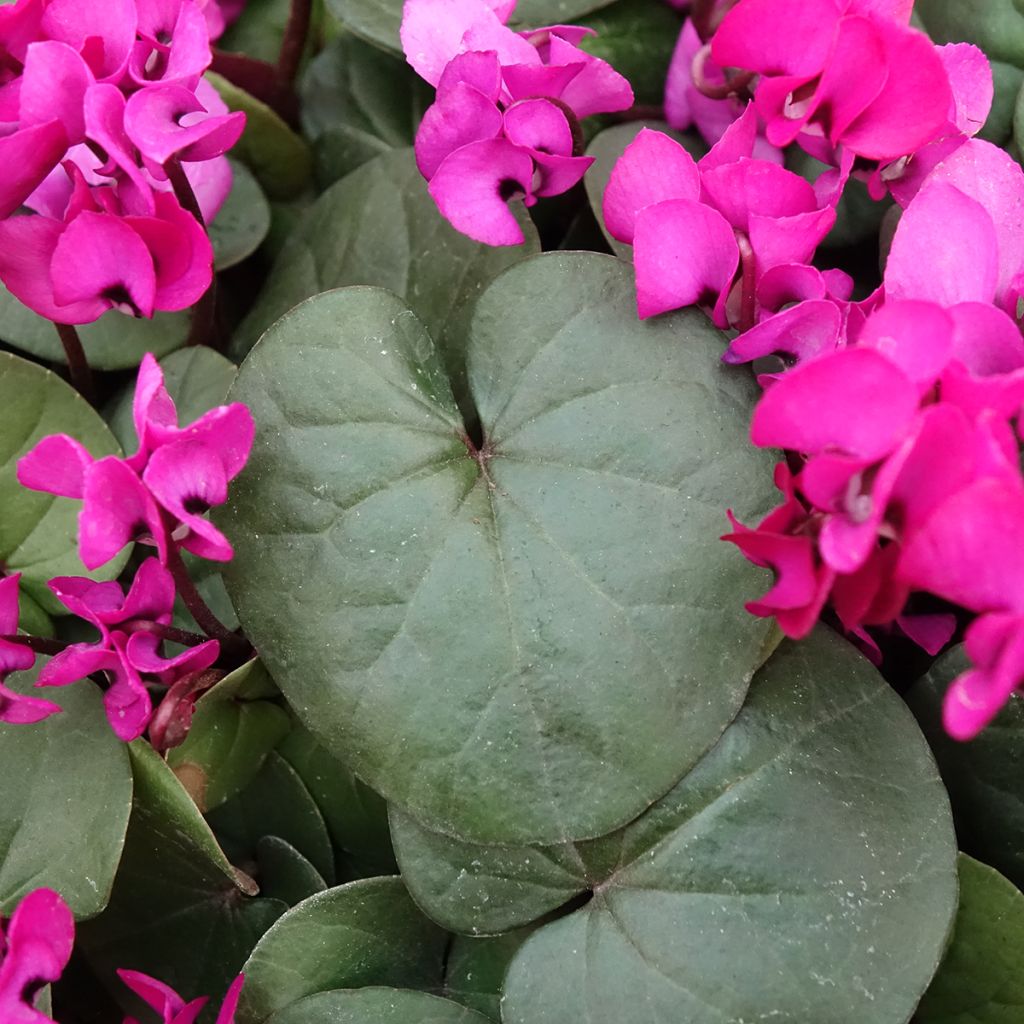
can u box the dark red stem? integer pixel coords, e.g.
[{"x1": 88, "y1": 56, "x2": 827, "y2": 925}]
[
  {"x1": 163, "y1": 540, "x2": 234, "y2": 644},
  {"x1": 736, "y1": 232, "x2": 757, "y2": 333},
  {"x1": 166, "y1": 159, "x2": 219, "y2": 350},
  {"x1": 122, "y1": 621, "x2": 211, "y2": 648},
  {"x1": 278, "y1": 0, "x2": 313, "y2": 84},
  {"x1": 54, "y1": 323, "x2": 95, "y2": 404},
  {"x1": 691, "y1": 44, "x2": 755, "y2": 101},
  {"x1": 0, "y1": 634, "x2": 67, "y2": 656},
  {"x1": 210, "y1": 49, "x2": 300, "y2": 127}
]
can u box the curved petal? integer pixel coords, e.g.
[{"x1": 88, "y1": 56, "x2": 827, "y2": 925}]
[
  {"x1": 632, "y1": 198, "x2": 738, "y2": 320},
  {"x1": 0, "y1": 122, "x2": 69, "y2": 220},
  {"x1": 603, "y1": 128, "x2": 700, "y2": 244},
  {"x1": 20, "y1": 40, "x2": 94, "y2": 141},
  {"x1": 17, "y1": 434, "x2": 93, "y2": 498},
  {"x1": 858, "y1": 299, "x2": 954, "y2": 389},
  {"x1": 414, "y1": 83, "x2": 502, "y2": 179},
  {"x1": 427, "y1": 138, "x2": 535, "y2": 246},
  {"x1": 722, "y1": 300, "x2": 841, "y2": 366}
]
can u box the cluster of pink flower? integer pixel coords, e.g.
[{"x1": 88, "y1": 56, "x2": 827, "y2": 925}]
[
  {"x1": 0, "y1": 0, "x2": 246, "y2": 324},
  {"x1": 0, "y1": 887, "x2": 242, "y2": 1024},
  {"x1": 607, "y1": 0, "x2": 1024, "y2": 739},
  {"x1": 400, "y1": 0, "x2": 634, "y2": 244},
  {"x1": 0, "y1": 354, "x2": 254, "y2": 740}
]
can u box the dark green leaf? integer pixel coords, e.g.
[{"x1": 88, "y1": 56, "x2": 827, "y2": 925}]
[
  {"x1": 278, "y1": 722, "x2": 397, "y2": 876},
  {"x1": 324, "y1": 0, "x2": 616, "y2": 55},
  {"x1": 916, "y1": 854, "x2": 1024, "y2": 1023},
  {"x1": 0, "y1": 352, "x2": 128, "y2": 614},
  {"x1": 167, "y1": 696, "x2": 290, "y2": 812},
  {"x1": 907, "y1": 646, "x2": 1024, "y2": 890},
  {"x1": 222, "y1": 251, "x2": 776, "y2": 845},
  {"x1": 0, "y1": 669, "x2": 132, "y2": 918},
  {"x1": 300, "y1": 34, "x2": 432, "y2": 187},
  {"x1": 255, "y1": 836, "x2": 329, "y2": 907},
  {"x1": 230, "y1": 147, "x2": 540, "y2": 395},
  {"x1": 219, "y1": 0, "x2": 321, "y2": 65},
  {"x1": 498, "y1": 628, "x2": 958, "y2": 1024},
  {"x1": 206, "y1": 72, "x2": 314, "y2": 199},
  {"x1": 0, "y1": 289, "x2": 187, "y2": 370},
  {"x1": 238, "y1": 878, "x2": 449, "y2": 1023},
  {"x1": 208, "y1": 752, "x2": 336, "y2": 883},
  {"x1": 211, "y1": 160, "x2": 272, "y2": 271},
  {"x1": 105, "y1": 346, "x2": 237, "y2": 454},
  {"x1": 917, "y1": 0, "x2": 1024, "y2": 68},
  {"x1": 78, "y1": 743, "x2": 286, "y2": 1015},
  {"x1": 982, "y1": 59, "x2": 1024, "y2": 145},
  {"x1": 267, "y1": 987, "x2": 493, "y2": 1024},
  {"x1": 444, "y1": 930, "x2": 535, "y2": 1021}
]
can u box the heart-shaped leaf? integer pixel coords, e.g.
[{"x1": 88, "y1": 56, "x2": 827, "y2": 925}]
[
  {"x1": 496, "y1": 628, "x2": 958, "y2": 1024},
  {"x1": 230, "y1": 147, "x2": 539, "y2": 386},
  {"x1": 267, "y1": 987, "x2": 493, "y2": 1024},
  {"x1": 908, "y1": 645, "x2": 1024, "y2": 890},
  {"x1": 211, "y1": 160, "x2": 272, "y2": 271},
  {"x1": 207, "y1": 752, "x2": 336, "y2": 883},
  {"x1": 324, "y1": 0, "x2": 617, "y2": 55},
  {"x1": 1, "y1": 352, "x2": 129, "y2": 614},
  {"x1": 299, "y1": 35, "x2": 432, "y2": 187},
  {"x1": 0, "y1": 668, "x2": 132, "y2": 918},
  {"x1": 78, "y1": 743, "x2": 286, "y2": 1014},
  {"x1": 255, "y1": 836, "x2": 329, "y2": 907},
  {"x1": 238, "y1": 878, "x2": 449, "y2": 1023},
  {"x1": 915, "y1": 854, "x2": 1024, "y2": 1023},
  {"x1": 222, "y1": 251, "x2": 776, "y2": 846},
  {"x1": 0, "y1": 289, "x2": 187, "y2": 370}
]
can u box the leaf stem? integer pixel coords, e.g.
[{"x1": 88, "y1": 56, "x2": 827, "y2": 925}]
[
  {"x1": 121, "y1": 621, "x2": 211, "y2": 648},
  {"x1": 54, "y1": 323, "x2": 95, "y2": 404},
  {"x1": 166, "y1": 158, "x2": 219, "y2": 350},
  {"x1": 278, "y1": 0, "x2": 313, "y2": 84},
  {"x1": 736, "y1": 232, "x2": 757, "y2": 333}
]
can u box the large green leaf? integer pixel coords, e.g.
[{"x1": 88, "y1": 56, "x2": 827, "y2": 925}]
[
  {"x1": 916, "y1": 854, "x2": 1024, "y2": 1023},
  {"x1": 0, "y1": 288, "x2": 187, "y2": 370},
  {"x1": 300, "y1": 35, "x2": 432, "y2": 187},
  {"x1": 222, "y1": 251, "x2": 775, "y2": 846},
  {"x1": 268, "y1": 988, "x2": 492, "y2": 1024},
  {"x1": 445, "y1": 930, "x2": 535, "y2": 1021},
  {"x1": 78, "y1": 743, "x2": 286, "y2": 1016},
  {"x1": 324, "y1": 0, "x2": 616, "y2": 55},
  {"x1": 230, "y1": 147, "x2": 540, "y2": 388},
  {"x1": 0, "y1": 352, "x2": 129, "y2": 614},
  {"x1": 0, "y1": 669, "x2": 132, "y2": 918},
  {"x1": 497, "y1": 628, "x2": 958, "y2": 1024},
  {"x1": 907, "y1": 646, "x2": 1024, "y2": 890},
  {"x1": 211, "y1": 160, "x2": 272, "y2": 271},
  {"x1": 238, "y1": 878, "x2": 449, "y2": 1023}
]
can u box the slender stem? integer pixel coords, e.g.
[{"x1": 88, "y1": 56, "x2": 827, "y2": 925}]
[
  {"x1": 0, "y1": 634, "x2": 67, "y2": 656},
  {"x1": 690, "y1": 0, "x2": 717, "y2": 42},
  {"x1": 166, "y1": 159, "x2": 219, "y2": 350},
  {"x1": 54, "y1": 323, "x2": 95, "y2": 404},
  {"x1": 163, "y1": 541, "x2": 235, "y2": 645},
  {"x1": 691, "y1": 44, "x2": 755, "y2": 100},
  {"x1": 210, "y1": 49, "x2": 300, "y2": 127},
  {"x1": 278, "y1": 0, "x2": 313, "y2": 84},
  {"x1": 735, "y1": 232, "x2": 757, "y2": 333},
  {"x1": 122, "y1": 621, "x2": 211, "y2": 648}
]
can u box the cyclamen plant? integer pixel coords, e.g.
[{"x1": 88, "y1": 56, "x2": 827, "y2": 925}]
[{"x1": 4, "y1": 0, "x2": 1024, "y2": 1020}]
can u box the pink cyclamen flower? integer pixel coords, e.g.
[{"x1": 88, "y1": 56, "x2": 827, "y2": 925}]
[
  {"x1": 17, "y1": 353, "x2": 254, "y2": 570},
  {"x1": 0, "y1": 888, "x2": 74, "y2": 1024},
  {"x1": 0, "y1": 575, "x2": 60, "y2": 726},
  {"x1": 401, "y1": 0, "x2": 633, "y2": 244},
  {"x1": 38, "y1": 559, "x2": 219, "y2": 741},
  {"x1": 120, "y1": 970, "x2": 245, "y2": 1024},
  {"x1": 0, "y1": 0, "x2": 244, "y2": 323}
]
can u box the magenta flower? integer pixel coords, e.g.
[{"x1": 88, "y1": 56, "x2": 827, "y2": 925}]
[
  {"x1": 401, "y1": 0, "x2": 632, "y2": 244},
  {"x1": 18, "y1": 353, "x2": 254, "y2": 570},
  {"x1": 38, "y1": 559, "x2": 218, "y2": 740},
  {"x1": 0, "y1": 888, "x2": 74, "y2": 1024},
  {"x1": 120, "y1": 970, "x2": 245, "y2": 1024},
  {"x1": 0, "y1": 575, "x2": 60, "y2": 726},
  {"x1": 603, "y1": 111, "x2": 835, "y2": 326}
]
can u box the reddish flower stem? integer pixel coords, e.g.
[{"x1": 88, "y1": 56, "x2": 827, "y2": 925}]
[
  {"x1": 736, "y1": 232, "x2": 757, "y2": 333},
  {"x1": 166, "y1": 158, "x2": 219, "y2": 350},
  {"x1": 0, "y1": 634, "x2": 67, "y2": 656},
  {"x1": 54, "y1": 323, "x2": 95, "y2": 404},
  {"x1": 278, "y1": 0, "x2": 313, "y2": 85},
  {"x1": 691, "y1": 44, "x2": 755, "y2": 100},
  {"x1": 121, "y1": 621, "x2": 211, "y2": 648},
  {"x1": 210, "y1": 49, "x2": 300, "y2": 127}
]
